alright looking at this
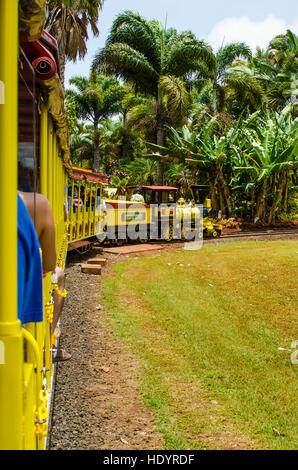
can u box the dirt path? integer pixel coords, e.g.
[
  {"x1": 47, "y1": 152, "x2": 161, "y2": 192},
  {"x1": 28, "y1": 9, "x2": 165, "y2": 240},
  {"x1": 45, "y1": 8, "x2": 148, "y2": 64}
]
[
  {"x1": 49, "y1": 248, "x2": 165, "y2": 450},
  {"x1": 49, "y1": 232, "x2": 297, "y2": 450}
]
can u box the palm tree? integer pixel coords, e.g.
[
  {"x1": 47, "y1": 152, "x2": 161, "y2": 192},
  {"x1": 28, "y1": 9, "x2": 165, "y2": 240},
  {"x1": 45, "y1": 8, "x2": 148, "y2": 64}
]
[
  {"x1": 110, "y1": 175, "x2": 130, "y2": 198},
  {"x1": 212, "y1": 42, "x2": 252, "y2": 113},
  {"x1": 69, "y1": 122, "x2": 94, "y2": 166},
  {"x1": 231, "y1": 30, "x2": 298, "y2": 116},
  {"x1": 124, "y1": 158, "x2": 157, "y2": 185},
  {"x1": 92, "y1": 10, "x2": 216, "y2": 183},
  {"x1": 224, "y1": 63, "x2": 264, "y2": 116},
  {"x1": 265, "y1": 30, "x2": 298, "y2": 114},
  {"x1": 45, "y1": 0, "x2": 104, "y2": 88},
  {"x1": 125, "y1": 97, "x2": 157, "y2": 143},
  {"x1": 66, "y1": 73, "x2": 126, "y2": 171},
  {"x1": 165, "y1": 163, "x2": 194, "y2": 195},
  {"x1": 267, "y1": 29, "x2": 298, "y2": 72}
]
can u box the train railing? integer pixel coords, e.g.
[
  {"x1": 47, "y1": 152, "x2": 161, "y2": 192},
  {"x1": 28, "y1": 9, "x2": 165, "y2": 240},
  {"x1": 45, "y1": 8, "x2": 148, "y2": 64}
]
[
  {"x1": 0, "y1": 0, "x2": 21, "y2": 450},
  {"x1": 15, "y1": 109, "x2": 68, "y2": 451},
  {"x1": 67, "y1": 167, "x2": 108, "y2": 243},
  {"x1": 0, "y1": 0, "x2": 70, "y2": 450}
]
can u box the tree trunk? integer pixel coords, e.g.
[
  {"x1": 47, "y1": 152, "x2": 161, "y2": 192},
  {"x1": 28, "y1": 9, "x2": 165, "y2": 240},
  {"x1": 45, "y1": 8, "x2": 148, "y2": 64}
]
[
  {"x1": 250, "y1": 187, "x2": 255, "y2": 221},
  {"x1": 59, "y1": 50, "x2": 66, "y2": 92},
  {"x1": 218, "y1": 167, "x2": 232, "y2": 217},
  {"x1": 267, "y1": 174, "x2": 277, "y2": 224},
  {"x1": 268, "y1": 172, "x2": 287, "y2": 224},
  {"x1": 122, "y1": 110, "x2": 128, "y2": 159},
  {"x1": 207, "y1": 172, "x2": 218, "y2": 213},
  {"x1": 255, "y1": 180, "x2": 267, "y2": 222},
  {"x1": 93, "y1": 120, "x2": 100, "y2": 173},
  {"x1": 215, "y1": 179, "x2": 225, "y2": 216},
  {"x1": 212, "y1": 79, "x2": 217, "y2": 115},
  {"x1": 283, "y1": 171, "x2": 290, "y2": 212},
  {"x1": 156, "y1": 99, "x2": 166, "y2": 185}
]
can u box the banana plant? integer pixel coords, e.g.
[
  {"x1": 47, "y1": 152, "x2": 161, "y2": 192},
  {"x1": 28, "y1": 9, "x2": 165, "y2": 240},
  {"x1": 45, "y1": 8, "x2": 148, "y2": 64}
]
[{"x1": 231, "y1": 105, "x2": 298, "y2": 221}]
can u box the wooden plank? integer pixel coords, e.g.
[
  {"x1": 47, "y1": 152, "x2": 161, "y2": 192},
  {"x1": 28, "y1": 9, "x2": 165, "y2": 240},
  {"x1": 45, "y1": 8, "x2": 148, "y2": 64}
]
[
  {"x1": 87, "y1": 258, "x2": 107, "y2": 266},
  {"x1": 81, "y1": 264, "x2": 102, "y2": 275},
  {"x1": 68, "y1": 241, "x2": 91, "y2": 251},
  {"x1": 102, "y1": 244, "x2": 164, "y2": 255}
]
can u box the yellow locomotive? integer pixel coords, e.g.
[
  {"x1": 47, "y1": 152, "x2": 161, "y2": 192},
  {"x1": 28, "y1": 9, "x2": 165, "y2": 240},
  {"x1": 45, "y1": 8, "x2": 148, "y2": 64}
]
[
  {"x1": 189, "y1": 185, "x2": 223, "y2": 238},
  {"x1": 87, "y1": 184, "x2": 222, "y2": 244}
]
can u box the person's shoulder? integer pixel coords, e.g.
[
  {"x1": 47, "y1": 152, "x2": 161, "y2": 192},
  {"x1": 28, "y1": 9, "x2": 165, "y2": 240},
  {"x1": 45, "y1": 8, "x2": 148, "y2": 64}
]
[
  {"x1": 35, "y1": 193, "x2": 51, "y2": 209},
  {"x1": 34, "y1": 194, "x2": 54, "y2": 219},
  {"x1": 18, "y1": 191, "x2": 52, "y2": 213},
  {"x1": 17, "y1": 195, "x2": 39, "y2": 244}
]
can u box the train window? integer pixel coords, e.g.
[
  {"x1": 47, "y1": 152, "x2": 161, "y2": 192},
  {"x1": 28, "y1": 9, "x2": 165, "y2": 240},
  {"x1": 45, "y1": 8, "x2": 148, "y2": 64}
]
[
  {"x1": 143, "y1": 190, "x2": 152, "y2": 204},
  {"x1": 150, "y1": 191, "x2": 158, "y2": 204},
  {"x1": 193, "y1": 189, "x2": 200, "y2": 203},
  {"x1": 18, "y1": 49, "x2": 38, "y2": 193},
  {"x1": 160, "y1": 191, "x2": 177, "y2": 204},
  {"x1": 161, "y1": 191, "x2": 168, "y2": 203}
]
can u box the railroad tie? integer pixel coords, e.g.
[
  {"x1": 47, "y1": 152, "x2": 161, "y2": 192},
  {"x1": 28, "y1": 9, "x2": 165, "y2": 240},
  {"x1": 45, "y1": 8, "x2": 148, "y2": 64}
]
[
  {"x1": 81, "y1": 263, "x2": 102, "y2": 275},
  {"x1": 92, "y1": 246, "x2": 104, "y2": 253},
  {"x1": 86, "y1": 258, "x2": 107, "y2": 266}
]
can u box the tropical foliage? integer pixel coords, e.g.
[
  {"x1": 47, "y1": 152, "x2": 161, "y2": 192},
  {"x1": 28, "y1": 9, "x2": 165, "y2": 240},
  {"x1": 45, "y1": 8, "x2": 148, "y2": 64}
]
[
  {"x1": 92, "y1": 10, "x2": 216, "y2": 183},
  {"x1": 66, "y1": 73, "x2": 126, "y2": 171},
  {"x1": 59, "y1": 6, "x2": 297, "y2": 225},
  {"x1": 45, "y1": 0, "x2": 104, "y2": 87}
]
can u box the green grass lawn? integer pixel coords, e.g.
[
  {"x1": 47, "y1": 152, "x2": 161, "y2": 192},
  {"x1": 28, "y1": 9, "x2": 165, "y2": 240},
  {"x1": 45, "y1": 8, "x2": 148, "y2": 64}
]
[{"x1": 102, "y1": 240, "x2": 298, "y2": 450}]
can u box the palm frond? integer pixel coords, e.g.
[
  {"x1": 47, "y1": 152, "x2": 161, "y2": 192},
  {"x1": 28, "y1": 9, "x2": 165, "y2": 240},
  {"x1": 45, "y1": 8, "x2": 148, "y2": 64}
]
[
  {"x1": 106, "y1": 10, "x2": 161, "y2": 72},
  {"x1": 92, "y1": 43, "x2": 159, "y2": 95},
  {"x1": 159, "y1": 75, "x2": 189, "y2": 126},
  {"x1": 164, "y1": 38, "x2": 216, "y2": 77},
  {"x1": 216, "y1": 42, "x2": 252, "y2": 80}
]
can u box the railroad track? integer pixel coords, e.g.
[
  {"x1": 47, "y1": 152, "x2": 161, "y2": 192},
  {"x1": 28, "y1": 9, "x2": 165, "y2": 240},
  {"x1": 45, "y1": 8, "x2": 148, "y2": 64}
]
[
  {"x1": 67, "y1": 229, "x2": 298, "y2": 257},
  {"x1": 218, "y1": 229, "x2": 298, "y2": 239}
]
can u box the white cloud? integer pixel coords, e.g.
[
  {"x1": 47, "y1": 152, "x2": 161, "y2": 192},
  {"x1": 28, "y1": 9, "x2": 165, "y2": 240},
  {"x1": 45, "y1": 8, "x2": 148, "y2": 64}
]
[{"x1": 208, "y1": 14, "x2": 298, "y2": 52}]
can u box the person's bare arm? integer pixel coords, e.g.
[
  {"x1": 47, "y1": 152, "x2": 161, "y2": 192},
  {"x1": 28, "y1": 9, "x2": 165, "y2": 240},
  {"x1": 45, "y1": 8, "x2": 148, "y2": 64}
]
[
  {"x1": 38, "y1": 197, "x2": 56, "y2": 273},
  {"x1": 18, "y1": 191, "x2": 57, "y2": 272}
]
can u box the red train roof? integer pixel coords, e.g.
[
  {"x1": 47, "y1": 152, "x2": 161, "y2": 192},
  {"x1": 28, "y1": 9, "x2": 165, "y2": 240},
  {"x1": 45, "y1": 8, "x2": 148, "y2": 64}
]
[
  {"x1": 71, "y1": 166, "x2": 109, "y2": 184},
  {"x1": 129, "y1": 185, "x2": 178, "y2": 191}
]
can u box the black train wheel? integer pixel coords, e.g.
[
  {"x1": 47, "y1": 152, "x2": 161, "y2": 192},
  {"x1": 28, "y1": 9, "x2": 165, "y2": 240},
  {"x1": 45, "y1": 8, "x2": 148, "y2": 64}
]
[{"x1": 211, "y1": 229, "x2": 221, "y2": 238}]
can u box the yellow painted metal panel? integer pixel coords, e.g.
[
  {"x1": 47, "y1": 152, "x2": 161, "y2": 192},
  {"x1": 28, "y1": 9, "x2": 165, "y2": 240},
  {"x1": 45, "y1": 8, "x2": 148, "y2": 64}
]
[
  {"x1": 0, "y1": 0, "x2": 18, "y2": 326},
  {"x1": 0, "y1": 335, "x2": 23, "y2": 450},
  {"x1": 0, "y1": 0, "x2": 23, "y2": 450},
  {"x1": 47, "y1": 119, "x2": 53, "y2": 204},
  {"x1": 40, "y1": 105, "x2": 48, "y2": 198},
  {"x1": 23, "y1": 363, "x2": 37, "y2": 450}
]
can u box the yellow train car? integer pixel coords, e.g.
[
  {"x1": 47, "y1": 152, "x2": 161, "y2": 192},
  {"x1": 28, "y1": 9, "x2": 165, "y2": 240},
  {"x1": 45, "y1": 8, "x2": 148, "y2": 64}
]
[
  {"x1": 67, "y1": 166, "x2": 108, "y2": 243},
  {"x1": 0, "y1": 0, "x2": 70, "y2": 450}
]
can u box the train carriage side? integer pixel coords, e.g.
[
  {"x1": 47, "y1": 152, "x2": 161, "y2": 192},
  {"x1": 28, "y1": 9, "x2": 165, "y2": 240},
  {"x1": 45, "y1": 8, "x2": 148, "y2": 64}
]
[
  {"x1": 67, "y1": 166, "x2": 108, "y2": 243},
  {"x1": 0, "y1": 0, "x2": 70, "y2": 450}
]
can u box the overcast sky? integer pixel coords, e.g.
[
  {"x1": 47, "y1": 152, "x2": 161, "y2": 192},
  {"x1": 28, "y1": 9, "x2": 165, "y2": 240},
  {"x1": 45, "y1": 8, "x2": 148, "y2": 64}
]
[{"x1": 65, "y1": 0, "x2": 298, "y2": 87}]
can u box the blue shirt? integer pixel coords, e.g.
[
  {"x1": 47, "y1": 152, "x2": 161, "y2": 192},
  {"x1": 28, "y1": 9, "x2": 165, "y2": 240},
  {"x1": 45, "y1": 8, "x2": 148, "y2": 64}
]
[{"x1": 17, "y1": 195, "x2": 43, "y2": 325}]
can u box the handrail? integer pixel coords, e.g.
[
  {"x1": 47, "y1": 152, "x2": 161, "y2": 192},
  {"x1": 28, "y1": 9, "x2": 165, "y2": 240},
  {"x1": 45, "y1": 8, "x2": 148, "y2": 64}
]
[{"x1": 22, "y1": 328, "x2": 42, "y2": 405}]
